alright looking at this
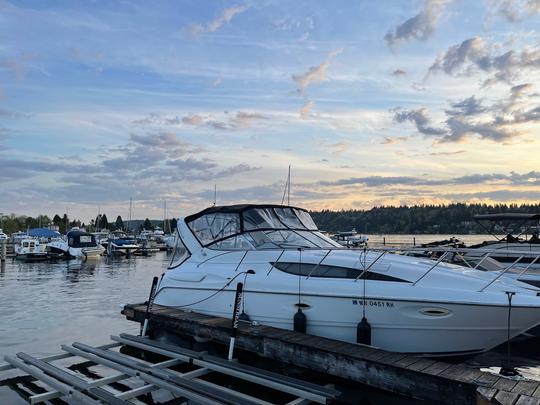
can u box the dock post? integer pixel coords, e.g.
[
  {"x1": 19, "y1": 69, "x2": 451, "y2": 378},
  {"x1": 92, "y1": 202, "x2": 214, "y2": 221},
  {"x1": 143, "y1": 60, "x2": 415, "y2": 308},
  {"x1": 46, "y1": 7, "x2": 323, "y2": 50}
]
[
  {"x1": 413, "y1": 237, "x2": 416, "y2": 246},
  {"x1": 0, "y1": 241, "x2": 5, "y2": 262},
  {"x1": 141, "y1": 276, "x2": 159, "y2": 337},
  {"x1": 228, "y1": 282, "x2": 244, "y2": 360},
  {"x1": 383, "y1": 237, "x2": 386, "y2": 246}
]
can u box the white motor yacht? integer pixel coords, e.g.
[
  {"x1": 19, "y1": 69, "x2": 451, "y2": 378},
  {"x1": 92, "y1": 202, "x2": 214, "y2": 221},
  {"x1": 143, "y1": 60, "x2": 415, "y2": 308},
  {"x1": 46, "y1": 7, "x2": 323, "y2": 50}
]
[
  {"x1": 153, "y1": 204, "x2": 540, "y2": 356},
  {"x1": 48, "y1": 229, "x2": 104, "y2": 259}
]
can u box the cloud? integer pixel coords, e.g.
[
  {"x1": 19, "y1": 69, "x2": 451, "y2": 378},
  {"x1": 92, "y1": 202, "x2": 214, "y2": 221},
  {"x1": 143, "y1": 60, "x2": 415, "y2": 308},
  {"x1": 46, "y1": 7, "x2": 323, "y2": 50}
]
[
  {"x1": 445, "y1": 96, "x2": 488, "y2": 116},
  {"x1": 184, "y1": 111, "x2": 268, "y2": 131},
  {"x1": 488, "y1": 0, "x2": 540, "y2": 22},
  {"x1": 384, "y1": 0, "x2": 452, "y2": 46},
  {"x1": 428, "y1": 150, "x2": 465, "y2": 156},
  {"x1": 428, "y1": 36, "x2": 540, "y2": 84},
  {"x1": 392, "y1": 107, "x2": 446, "y2": 136},
  {"x1": 392, "y1": 69, "x2": 407, "y2": 76},
  {"x1": 292, "y1": 48, "x2": 343, "y2": 94},
  {"x1": 299, "y1": 100, "x2": 315, "y2": 118},
  {"x1": 381, "y1": 136, "x2": 409, "y2": 145},
  {"x1": 187, "y1": 5, "x2": 248, "y2": 37},
  {"x1": 212, "y1": 78, "x2": 222, "y2": 87}
]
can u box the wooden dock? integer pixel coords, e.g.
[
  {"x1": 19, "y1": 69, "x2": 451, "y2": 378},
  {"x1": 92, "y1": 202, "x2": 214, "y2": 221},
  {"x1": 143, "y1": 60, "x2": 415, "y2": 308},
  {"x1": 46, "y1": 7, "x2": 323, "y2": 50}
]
[{"x1": 124, "y1": 303, "x2": 540, "y2": 405}]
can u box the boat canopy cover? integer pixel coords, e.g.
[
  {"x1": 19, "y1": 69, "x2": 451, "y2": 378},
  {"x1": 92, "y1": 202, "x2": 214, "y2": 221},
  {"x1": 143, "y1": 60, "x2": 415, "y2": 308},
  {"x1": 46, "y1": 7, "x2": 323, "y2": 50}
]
[
  {"x1": 67, "y1": 230, "x2": 97, "y2": 248},
  {"x1": 185, "y1": 204, "x2": 320, "y2": 247},
  {"x1": 474, "y1": 213, "x2": 540, "y2": 221},
  {"x1": 28, "y1": 228, "x2": 61, "y2": 238}
]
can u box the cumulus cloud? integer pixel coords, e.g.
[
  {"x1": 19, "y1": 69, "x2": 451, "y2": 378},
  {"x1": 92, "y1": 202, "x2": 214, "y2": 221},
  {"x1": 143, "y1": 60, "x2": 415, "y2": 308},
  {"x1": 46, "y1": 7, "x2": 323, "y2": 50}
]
[
  {"x1": 299, "y1": 100, "x2": 315, "y2": 118},
  {"x1": 445, "y1": 96, "x2": 488, "y2": 116},
  {"x1": 392, "y1": 107, "x2": 446, "y2": 136},
  {"x1": 187, "y1": 5, "x2": 248, "y2": 37},
  {"x1": 428, "y1": 36, "x2": 540, "y2": 84},
  {"x1": 292, "y1": 48, "x2": 343, "y2": 94},
  {"x1": 384, "y1": 0, "x2": 452, "y2": 46},
  {"x1": 488, "y1": 0, "x2": 540, "y2": 22}
]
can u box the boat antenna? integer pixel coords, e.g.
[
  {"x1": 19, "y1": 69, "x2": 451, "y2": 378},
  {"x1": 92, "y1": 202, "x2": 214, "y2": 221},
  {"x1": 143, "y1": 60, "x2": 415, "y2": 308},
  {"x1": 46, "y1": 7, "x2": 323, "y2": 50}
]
[
  {"x1": 298, "y1": 247, "x2": 302, "y2": 304},
  {"x1": 213, "y1": 184, "x2": 217, "y2": 206},
  {"x1": 281, "y1": 164, "x2": 291, "y2": 205},
  {"x1": 128, "y1": 197, "x2": 132, "y2": 232}
]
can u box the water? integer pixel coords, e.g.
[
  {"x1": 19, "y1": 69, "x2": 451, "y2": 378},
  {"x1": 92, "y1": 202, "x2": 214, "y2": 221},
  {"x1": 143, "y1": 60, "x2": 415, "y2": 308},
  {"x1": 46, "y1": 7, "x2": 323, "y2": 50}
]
[
  {"x1": 0, "y1": 253, "x2": 168, "y2": 358},
  {"x1": 366, "y1": 233, "x2": 497, "y2": 246}
]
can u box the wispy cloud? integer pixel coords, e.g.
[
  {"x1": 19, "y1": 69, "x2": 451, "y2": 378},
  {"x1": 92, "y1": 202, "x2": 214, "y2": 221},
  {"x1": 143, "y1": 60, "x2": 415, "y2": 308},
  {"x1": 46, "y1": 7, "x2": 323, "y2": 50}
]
[
  {"x1": 292, "y1": 48, "x2": 343, "y2": 94},
  {"x1": 392, "y1": 69, "x2": 407, "y2": 76},
  {"x1": 299, "y1": 99, "x2": 315, "y2": 118},
  {"x1": 187, "y1": 5, "x2": 248, "y2": 37},
  {"x1": 381, "y1": 136, "x2": 409, "y2": 145},
  {"x1": 384, "y1": 0, "x2": 452, "y2": 46},
  {"x1": 392, "y1": 107, "x2": 446, "y2": 136},
  {"x1": 488, "y1": 0, "x2": 540, "y2": 22}
]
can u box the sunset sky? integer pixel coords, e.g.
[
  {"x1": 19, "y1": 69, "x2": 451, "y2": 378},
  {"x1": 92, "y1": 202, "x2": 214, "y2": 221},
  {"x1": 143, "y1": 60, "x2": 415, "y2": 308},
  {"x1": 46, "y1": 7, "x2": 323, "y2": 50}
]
[{"x1": 1, "y1": 0, "x2": 540, "y2": 221}]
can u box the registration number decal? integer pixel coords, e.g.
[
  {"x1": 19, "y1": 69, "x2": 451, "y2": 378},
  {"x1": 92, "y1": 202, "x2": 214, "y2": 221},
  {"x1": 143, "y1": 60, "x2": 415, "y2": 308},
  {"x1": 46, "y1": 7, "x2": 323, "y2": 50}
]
[{"x1": 352, "y1": 299, "x2": 394, "y2": 308}]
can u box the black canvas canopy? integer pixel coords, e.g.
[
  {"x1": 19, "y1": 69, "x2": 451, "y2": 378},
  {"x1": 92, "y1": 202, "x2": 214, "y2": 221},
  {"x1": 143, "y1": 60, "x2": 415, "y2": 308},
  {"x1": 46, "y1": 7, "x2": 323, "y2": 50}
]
[
  {"x1": 474, "y1": 213, "x2": 540, "y2": 221},
  {"x1": 185, "y1": 204, "x2": 309, "y2": 223},
  {"x1": 67, "y1": 230, "x2": 97, "y2": 248}
]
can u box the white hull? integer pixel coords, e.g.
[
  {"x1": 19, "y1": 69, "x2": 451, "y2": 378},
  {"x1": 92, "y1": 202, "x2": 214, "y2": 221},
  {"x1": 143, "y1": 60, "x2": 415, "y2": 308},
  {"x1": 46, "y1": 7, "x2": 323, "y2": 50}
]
[{"x1": 154, "y1": 205, "x2": 540, "y2": 355}]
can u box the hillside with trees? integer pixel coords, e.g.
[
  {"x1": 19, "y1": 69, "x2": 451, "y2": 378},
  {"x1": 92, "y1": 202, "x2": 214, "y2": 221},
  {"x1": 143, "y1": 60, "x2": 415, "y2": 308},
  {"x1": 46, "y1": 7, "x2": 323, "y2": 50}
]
[{"x1": 310, "y1": 203, "x2": 540, "y2": 234}]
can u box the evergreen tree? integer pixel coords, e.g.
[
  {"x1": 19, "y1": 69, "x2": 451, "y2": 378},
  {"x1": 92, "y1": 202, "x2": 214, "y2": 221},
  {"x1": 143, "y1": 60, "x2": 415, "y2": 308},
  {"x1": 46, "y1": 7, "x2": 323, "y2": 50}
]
[
  {"x1": 100, "y1": 214, "x2": 109, "y2": 230},
  {"x1": 143, "y1": 218, "x2": 153, "y2": 230},
  {"x1": 53, "y1": 214, "x2": 62, "y2": 226},
  {"x1": 115, "y1": 215, "x2": 124, "y2": 230},
  {"x1": 170, "y1": 218, "x2": 178, "y2": 232}
]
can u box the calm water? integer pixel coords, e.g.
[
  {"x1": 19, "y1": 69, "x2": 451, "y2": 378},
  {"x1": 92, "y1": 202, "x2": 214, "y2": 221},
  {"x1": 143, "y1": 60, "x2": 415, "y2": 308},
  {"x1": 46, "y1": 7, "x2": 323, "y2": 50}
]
[{"x1": 0, "y1": 252, "x2": 168, "y2": 358}]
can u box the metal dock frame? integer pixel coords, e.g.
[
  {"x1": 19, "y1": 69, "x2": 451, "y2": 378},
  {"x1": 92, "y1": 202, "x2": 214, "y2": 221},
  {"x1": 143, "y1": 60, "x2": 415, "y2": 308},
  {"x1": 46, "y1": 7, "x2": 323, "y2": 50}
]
[{"x1": 1, "y1": 334, "x2": 339, "y2": 404}]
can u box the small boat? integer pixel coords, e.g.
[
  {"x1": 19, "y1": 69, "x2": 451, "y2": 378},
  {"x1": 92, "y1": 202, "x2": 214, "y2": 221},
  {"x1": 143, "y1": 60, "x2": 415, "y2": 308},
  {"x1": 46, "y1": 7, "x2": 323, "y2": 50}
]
[
  {"x1": 48, "y1": 229, "x2": 105, "y2": 259},
  {"x1": 15, "y1": 238, "x2": 48, "y2": 261},
  {"x1": 107, "y1": 230, "x2": 140, "y2": 256},
  {"x1": 0, "y1": 229, "x2": 7, "y2": 241},
  {"x1": 153, "y1": 204, "x2": 540, "y2": 356},
  {"x1": 332, "y1": 229, "x2": 369, "y2": 247}
]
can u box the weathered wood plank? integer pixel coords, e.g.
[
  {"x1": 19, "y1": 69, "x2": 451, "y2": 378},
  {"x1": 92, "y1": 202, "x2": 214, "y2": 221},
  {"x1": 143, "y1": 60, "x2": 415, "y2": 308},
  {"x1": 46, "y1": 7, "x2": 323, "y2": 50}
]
[
  {"x1": 406, "y1": 358, "x2": 436, "y2": 372},
  {"x1": 476, "y1": 386, "x2": 498, "y2": 402},
  {"x1": 513, "y1": 380, "x2": 540, "y2": 397},
  {"x1": 422, "y1": 361, "x2": 453, "y2": 376},
  {"x1": 494, "y1": 390, "x2": 520, "y2": 405},
  {"x1": 515, "y1": 395, "x2": 540, "y2": 405}
]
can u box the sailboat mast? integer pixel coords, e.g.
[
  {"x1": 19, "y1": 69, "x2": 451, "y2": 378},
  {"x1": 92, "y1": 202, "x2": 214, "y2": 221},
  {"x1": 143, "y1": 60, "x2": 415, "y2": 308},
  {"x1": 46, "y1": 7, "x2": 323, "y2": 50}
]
[
  {"x1": 287, "y1": 164, "x2": 291, "y2": 206},
  {"x1": 128, "y1": 197, "x2": 132, "y2": 232}
]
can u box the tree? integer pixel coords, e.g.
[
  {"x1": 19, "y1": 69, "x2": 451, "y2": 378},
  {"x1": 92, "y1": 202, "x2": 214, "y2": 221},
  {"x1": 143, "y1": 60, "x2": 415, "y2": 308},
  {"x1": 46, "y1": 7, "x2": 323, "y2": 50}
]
[
  {"x1": 60, "y1": 214, "x2": 69, "y2": 233},
  {"x1": 53, "y1": 214, "x2": 62, "y2": 227},
  {"x1": 115, "y1": 215, "x2": 124, "y2": 230},
  {"x1": 170, "y1": 218, "x2": 178, "y2": 232},
  {"x1": 143, "y1": 218, "x2": 153, "y2": 230},
  {"x1": 100, "y1": 214, "x2": 109, "y2": 230}
]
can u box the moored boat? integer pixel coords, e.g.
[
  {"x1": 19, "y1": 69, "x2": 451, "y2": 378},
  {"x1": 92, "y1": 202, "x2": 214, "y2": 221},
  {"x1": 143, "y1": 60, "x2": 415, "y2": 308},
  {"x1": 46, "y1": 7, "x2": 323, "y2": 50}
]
[{"x1": 153, "y1": 204, "x2": 540, "y2": 356}]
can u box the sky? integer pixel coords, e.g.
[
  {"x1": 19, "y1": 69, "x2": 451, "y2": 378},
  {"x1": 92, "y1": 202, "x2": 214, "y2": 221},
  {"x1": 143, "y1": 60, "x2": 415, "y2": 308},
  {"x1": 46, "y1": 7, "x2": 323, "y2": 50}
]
[{"x1": 1, "y1": 0, "x2": 540, "y2": 222}]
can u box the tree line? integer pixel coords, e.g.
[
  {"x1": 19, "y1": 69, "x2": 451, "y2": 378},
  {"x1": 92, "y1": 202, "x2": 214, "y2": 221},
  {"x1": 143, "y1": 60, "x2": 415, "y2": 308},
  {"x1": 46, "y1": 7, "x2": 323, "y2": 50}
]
[
  {"x1": 309, "y1": 203, "x2": 540, "y2": 234},
  {"x1": 0, "y1": 213, "x2": 177, "y2": 235}
]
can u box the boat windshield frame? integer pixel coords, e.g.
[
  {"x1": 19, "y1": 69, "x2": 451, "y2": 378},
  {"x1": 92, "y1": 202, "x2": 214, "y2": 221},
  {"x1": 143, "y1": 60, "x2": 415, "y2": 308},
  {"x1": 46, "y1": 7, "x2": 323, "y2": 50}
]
[{"x1": 185, "y1": 204, "x2": 340, "y2": 250}]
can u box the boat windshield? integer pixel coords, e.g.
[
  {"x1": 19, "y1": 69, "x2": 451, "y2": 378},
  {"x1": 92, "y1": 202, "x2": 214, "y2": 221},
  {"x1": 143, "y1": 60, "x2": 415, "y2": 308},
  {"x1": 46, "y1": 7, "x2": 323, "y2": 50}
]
[{"x1": 187, "y1": 205, "x2": 340, "y2": 250}]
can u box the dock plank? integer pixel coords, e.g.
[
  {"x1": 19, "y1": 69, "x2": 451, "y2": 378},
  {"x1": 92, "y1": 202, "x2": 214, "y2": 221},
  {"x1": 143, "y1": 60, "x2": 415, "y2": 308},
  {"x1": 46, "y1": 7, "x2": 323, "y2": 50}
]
[
  {"x1": 515, "y1": 395, "x2": 540, "y2": 405},
  {"x1": 406, "y1": 358, "x2": 436, "y2": 372},
  {"x1": 494, "y1": 390, "x2": 520, "y2": 405},
  {"x1": 422, "y1": 361, "x2": 453, "y2": 376},
  {"x1": 513, "y1": 380, "x2": 540, "y2": 397}
]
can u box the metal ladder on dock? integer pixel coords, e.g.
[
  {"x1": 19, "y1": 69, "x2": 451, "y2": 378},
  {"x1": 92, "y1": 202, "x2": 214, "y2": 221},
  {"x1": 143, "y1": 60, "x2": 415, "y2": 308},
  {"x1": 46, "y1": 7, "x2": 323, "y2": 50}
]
[{"x1": 0, "y1": 333, "x2": 339, "y2": 404}]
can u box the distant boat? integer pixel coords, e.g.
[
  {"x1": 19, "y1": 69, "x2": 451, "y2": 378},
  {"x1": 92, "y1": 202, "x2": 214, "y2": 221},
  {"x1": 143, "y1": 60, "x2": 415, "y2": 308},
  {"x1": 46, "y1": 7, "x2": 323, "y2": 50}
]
[
  {"x1": 331, "y1": 229, "x2": 369, "y2": 247},
  {"x1": 107, "y1": 230, "x2": 140, "y2": 256},
  {"x1": 15, "y1": 238, "x2": 48, "y2": 261},
  {"x1": 0, "y1": 229, "x2": 7, "y2": 241},
  {"x1": 48, "y1": 229, "x2": 105, "y2": 259}
]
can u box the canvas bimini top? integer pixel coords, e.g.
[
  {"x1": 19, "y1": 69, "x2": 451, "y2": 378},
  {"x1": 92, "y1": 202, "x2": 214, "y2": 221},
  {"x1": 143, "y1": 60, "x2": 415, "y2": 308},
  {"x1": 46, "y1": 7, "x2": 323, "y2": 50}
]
[{"x1": 185, "y1": 204, "x2": 340, "y2": 250}]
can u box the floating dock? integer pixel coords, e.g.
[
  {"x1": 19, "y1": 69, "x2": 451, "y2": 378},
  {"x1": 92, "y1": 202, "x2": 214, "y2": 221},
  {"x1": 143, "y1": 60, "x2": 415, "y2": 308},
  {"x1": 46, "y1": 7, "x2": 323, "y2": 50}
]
[
  {"x1": 1, "y1": 332, "x2": 338, "y2": 404},
  {"x1": 124, "y1": 303, "x2": 540, "y2": 405}
]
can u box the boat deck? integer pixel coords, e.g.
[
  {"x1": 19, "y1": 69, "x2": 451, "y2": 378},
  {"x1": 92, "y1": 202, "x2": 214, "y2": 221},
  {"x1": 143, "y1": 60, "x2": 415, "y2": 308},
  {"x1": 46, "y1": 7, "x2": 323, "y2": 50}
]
[{"x1": 124, "y1": 302, "x2": 540, "y2": 405}]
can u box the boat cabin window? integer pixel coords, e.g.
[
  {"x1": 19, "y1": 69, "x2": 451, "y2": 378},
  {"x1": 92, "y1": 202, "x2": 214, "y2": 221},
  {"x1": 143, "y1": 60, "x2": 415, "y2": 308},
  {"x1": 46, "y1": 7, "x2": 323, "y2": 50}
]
[
  {"x1": 186, "y1": 205, "x2": 338, "y2": 250},
  {"x1": 169, "y1": 233, "x2": 190, "y2": 268},
  {"x1": 272, "y1": 262, "x2": 409, "y2": 282}
]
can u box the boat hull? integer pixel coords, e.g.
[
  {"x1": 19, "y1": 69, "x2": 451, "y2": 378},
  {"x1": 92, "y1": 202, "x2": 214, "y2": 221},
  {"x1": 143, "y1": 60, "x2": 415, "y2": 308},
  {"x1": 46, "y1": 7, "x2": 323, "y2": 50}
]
[{"x1": 154, "y1": 286, "x2": 540, "y2": 355}]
